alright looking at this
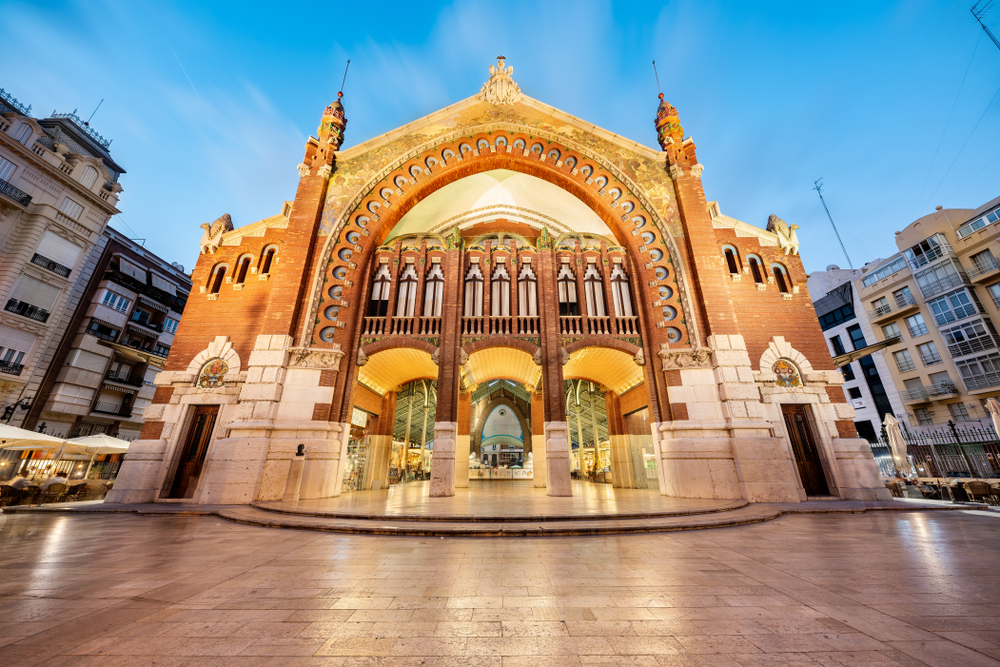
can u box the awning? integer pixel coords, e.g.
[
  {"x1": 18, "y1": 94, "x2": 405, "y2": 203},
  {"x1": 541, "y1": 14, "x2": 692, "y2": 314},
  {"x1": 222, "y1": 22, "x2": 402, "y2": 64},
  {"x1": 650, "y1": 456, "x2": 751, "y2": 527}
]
[
  {"x1": 92, "y1": 318, "x2": 122, "y2": 331},
  {"x1": 101, "y1": 384, "x2": 136, "y2": 395},
  {"x1": 138, "y1": 296, "x2": 168, "y2": 313},
  {"x1": 97, "y1": 339, "x2": 167, "y2": 368},
  {"x1": 832, "y1": 337, "x2": 901, "y2": 368},
  {"x1": 126, "y1": 322, "x2": 158, "y2": 337}
]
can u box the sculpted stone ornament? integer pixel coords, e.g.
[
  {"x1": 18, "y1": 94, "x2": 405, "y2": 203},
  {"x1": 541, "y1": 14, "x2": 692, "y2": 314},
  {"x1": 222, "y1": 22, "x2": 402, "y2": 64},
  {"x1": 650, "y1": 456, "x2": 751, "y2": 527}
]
[
  {"x1": 480, "y1": 56, "x2": 522, "y2": 106},
  {"x1": 296, "y1": 162, "x2": 310, "y2": 178},
  {"x1": 767, "y1": 214, "x2": 800, "y2": 256},
  {"x1": 199, "y1": 214, "x2": 233, "y2": 255},
  {"x1": 689, "y1": 163, "x2": 704, "y2": 179},
  {"x1": 459, "y1": 348, "x2": 469, "y2": 366},
  {"x1": 532, "y1": 348, "x2": 542, "y2": 366},
  {"x1": 561, "y1": 348, "x2": 571, "y2": 366},
  {"x1": 431, "y1": 348, "x2": 440, "y2": 366},
  {"x1": 659, "y1": 346, "x2": 713, "y2": 370},
  {"x1": 356, "y1": 349, "x2": 368, "y2": 367},
  {"x1": 288, "y1": 346, "x2": 345, "y2": 369},
  {"x1": 633, "y1": 348, "x2": 645, "y2": 367}
]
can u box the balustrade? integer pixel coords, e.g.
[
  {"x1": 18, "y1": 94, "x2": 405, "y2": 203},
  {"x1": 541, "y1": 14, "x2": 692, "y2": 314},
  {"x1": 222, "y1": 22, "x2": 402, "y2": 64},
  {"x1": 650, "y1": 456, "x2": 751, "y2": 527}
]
[
  {"x1": 559, "y1": 316, "x2": 585, "y2": 335},
  {"x1": 417, "y1": 317, "x2": 440, "y2": 336},
  {"x1": 362, "y1": 317, "x2": 386, "y2": 336},
  {"x1": 390, "y1": 317, "x2": 414, "y2": 336}
]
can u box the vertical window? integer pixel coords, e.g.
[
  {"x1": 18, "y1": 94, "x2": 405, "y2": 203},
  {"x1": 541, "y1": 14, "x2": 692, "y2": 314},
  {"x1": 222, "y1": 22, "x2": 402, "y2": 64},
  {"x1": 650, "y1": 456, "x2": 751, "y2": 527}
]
[
  {"x1": 772, "y1": 264, "x2": 790, "y2": 294},
  {"x1": 0, "y1": 156, "x2": 15, "y2": 182},
  {"x1": 423, "y1": 263, "x2": 444, "y2": 317},
  {"x1": 14, "y1": 124, "x2": 32, "y2": 144},
  {"x1": 871, "y1": 297, "x2": 890, "y2": 317},
  {"x1": 893, "y1": 286, "x2": 914, "y2": 306},
  {"x1": 368, "y1": 264, "x2": 391, "y2": 317},
  {"x1": 557, "y1": 261, "x2": 578, "y2": 316},
  {"x1": 917, "y1": 341, "x2": 941, "y2": 366},
  {"x1": 584, "y1": 262, "x2": 606, "y2": 317},
  {"x1": 208, "y1": 265, "x2": 226, "y2": 295},
  {"x1": 164, "y1": 317, "x2": 179, "y2": 334},
  {"x1": 80, "y1": 166, "x2": 99, "y2": 188},
  {"x1": 904, "y1": 313, "x2": 929, "y2": 338},
  {"x1": 260, "y1": 247, "x2": 277, "y2": 274},
  {"x1": 893, "y1": 349, "x2": 915, "y2": 373},
  {"x1": 847, "y1": 324, "x2": 866, "y2": 350},
  {"x1": 610, "y1": 264, "x2": 634, "y2": 317},
  {"x1": 395, "y1": 264, "x2": 418, "y2": 317},
  {"x1": 882, "y1": 322, "x2": 901, "y2": 340},
  {"x1": 517, "y1": 263, "x2": 538, "y2": 317},
  {"x1": 59, "y1": 197, "x2": 84, "y2": 220},
  {"x1": 490, "y1": 263, "x2": 511, "y2": 317},
  {"x1": 748, "y1": 255, "x2": 764, "y2": 284},
  {"x1": 914, "y1": 407, "x2": 933, "y2": 425},
  {"x1": 464, "y1": 264, "x2": 484, "y2": 316},
  {"x1": 829, "y1": 335, "x2": 847, "y2": 356},
  {"x1": 723, "y1": 247, "x2": 740, "y2": 275},
  {"x1": 948, "y1": 402, "x2": 971, "y2": 422},
  {"x1": 235, "y1": 256, "x2": 251, "y2": 285}
]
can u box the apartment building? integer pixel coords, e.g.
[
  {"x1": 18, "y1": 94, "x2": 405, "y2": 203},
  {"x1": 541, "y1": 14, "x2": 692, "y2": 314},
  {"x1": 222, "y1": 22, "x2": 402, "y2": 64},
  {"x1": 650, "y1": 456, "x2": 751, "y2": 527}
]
[
  {"x1": 21, "y1": 227, "x2": 191, "y2": 440},
  {"x1": 809, "y1": 266, "x2": 908, "y2": 440},
  {"x1": 857, "y1": 197, "x2": 1000, "y2": 430},
  {"x1": 0, "y1": 87, "x2": 124, "y2": 414}
]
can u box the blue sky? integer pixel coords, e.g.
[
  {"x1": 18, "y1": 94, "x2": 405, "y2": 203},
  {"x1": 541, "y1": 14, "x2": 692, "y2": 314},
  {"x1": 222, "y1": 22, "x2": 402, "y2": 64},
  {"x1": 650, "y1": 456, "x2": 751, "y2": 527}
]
[{"x1": 4, "y1": 0, "x2": 1000, "y2": 276}]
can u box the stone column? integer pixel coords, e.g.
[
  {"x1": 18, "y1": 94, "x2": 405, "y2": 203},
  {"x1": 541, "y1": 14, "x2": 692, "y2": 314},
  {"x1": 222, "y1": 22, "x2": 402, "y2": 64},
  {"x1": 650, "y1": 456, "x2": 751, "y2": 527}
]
[
  {"x1": 531, "y1": 388, "x2": 546, "y2": 488},
  {"x1": 455, "y1": 389, "x2": 471, "y2": 489},
  {"x1": 429, "y1": 239, "x2": 462, "y2": 497},
  {"x1": 606, "y1": 391, "x2": 635, "y2": 488},
  {"x1": 536, "y1": 242, "x2": 571, "y2": 496},
  {"x1": 363, "y1": 390, "x2": 396, "y2": 490}
]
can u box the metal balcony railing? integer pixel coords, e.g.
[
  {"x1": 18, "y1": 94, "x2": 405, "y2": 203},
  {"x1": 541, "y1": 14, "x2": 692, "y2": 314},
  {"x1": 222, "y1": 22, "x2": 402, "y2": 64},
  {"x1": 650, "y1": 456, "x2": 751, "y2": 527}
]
[
  {"x1": 104, "y1": 370, "x2": 144, "y2": 387},
  {"x1": 962, "y1": 371, "x2": 1000, "y2": 392},
  {"x1": 966, "y1": 255, "x2": 1000, "y2": 281},
  {"x1": 946, "y1": 333, "x2": 998, "y2": 359},
  {"x1": 906, "y1": 322, "x2": 930, "y2": 338},
  {"x1": 900, "y1": 382, "x2": 959, "y2": 403},
  {"x1": 0, "y1": 360, "x2": 24, "y2": 376},
  {"x1": 92, "y1": 402, "x2": 131, "y2": 417},
  {"x1": 0, "y1": 178, "x2": 32, "y2": 207},
  {"x1": 896, "y1": 358, "x2": 917, "y2": 373},
  {"x1": 866, "y1": 293, "x2": 918, "y2": 321},
  {"x1": 907, "y1": 244, "x2": 953, "y2": 271},
  {"x1": 4, "y1": 298, "x2": 50, "y2": 323},
  {"x1": 920, "y1": 352, "x2": 943, "y2": 366},
  {"x1": 30, "y1": 253, "x2": 71, "y2": 278},
  {"x1": 128, "y1": 315, "x2": 163, "y2": 332},
  {"x1": 917, "y1": 271, "x2": 968, "y2": 299}
]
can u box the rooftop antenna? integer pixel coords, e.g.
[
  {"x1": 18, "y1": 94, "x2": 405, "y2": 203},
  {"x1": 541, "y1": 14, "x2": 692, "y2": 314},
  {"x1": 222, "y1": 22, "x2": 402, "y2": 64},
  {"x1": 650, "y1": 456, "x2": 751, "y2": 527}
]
[
  {"x1": 972, "y1": 1, "x2": 1000, "y2": 52},
  {"x1": 339, "y1": 59, "x2": 351, "y2": 96},
  {"x1": 813, "y1": 178, "x2": 854, "y2": 269},
  {"x1": 652, "y1": 60, "x2": 662, "y2": 95},
  {"x1": 86, "y1": 99, "x2": 103, "y2": 125}
]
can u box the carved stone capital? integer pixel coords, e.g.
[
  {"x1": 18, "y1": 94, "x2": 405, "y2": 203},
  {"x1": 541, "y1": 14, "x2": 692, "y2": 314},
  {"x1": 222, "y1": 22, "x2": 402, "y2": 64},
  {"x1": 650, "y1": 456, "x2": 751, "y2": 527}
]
[
  {"x1": 668, "y1": 163, "x2": 684, "y2": 179},
  {"x1": 658, "y1": 346, "x2": 713, "y2": 370},
  {"x1": 356, "y1": 348, "x2": 368, "y2": 367},
  {"x1": 689, "y1": 163, "x2": 705, "y2": 179},
  {"x1": 288, "y1": 346, "x2": 344, "y2": 370},
  {"x1": 634, "y1": 348, "x2": 646, "y2": 367},
  {"x1": 317, "y1": 164, "x2": 333, "y2": 179},
  {"x1": 296, "y1": 162, "x2": 310, "y2": 178}
]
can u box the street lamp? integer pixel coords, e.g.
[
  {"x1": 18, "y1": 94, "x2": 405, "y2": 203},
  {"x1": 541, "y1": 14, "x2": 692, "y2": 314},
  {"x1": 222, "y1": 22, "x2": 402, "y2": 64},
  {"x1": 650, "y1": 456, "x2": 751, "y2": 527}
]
[{"x1": 1, "y1": 396, "x2": 32, "y2": 424}]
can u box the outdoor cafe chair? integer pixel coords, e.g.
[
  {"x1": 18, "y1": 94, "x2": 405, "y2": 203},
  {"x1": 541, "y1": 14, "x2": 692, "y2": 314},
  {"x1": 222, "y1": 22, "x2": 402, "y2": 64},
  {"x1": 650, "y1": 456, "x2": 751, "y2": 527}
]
[
  {"x1": 963, "y1": 481, "x2": 994, "y2": 504},
  {"x1": 40, "y1": 482, "x2": 68, "y2": 504},
  {"x1": 919, "y1": 485, "x2": 942, "y2": 500}
]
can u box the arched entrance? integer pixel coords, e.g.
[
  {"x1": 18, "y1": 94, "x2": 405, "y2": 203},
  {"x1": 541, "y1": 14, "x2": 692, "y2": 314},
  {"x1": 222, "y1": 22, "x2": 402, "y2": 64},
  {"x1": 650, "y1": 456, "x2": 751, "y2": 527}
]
[{"x1": 468, "y1": 380, "x2": 533, "y2": 481}]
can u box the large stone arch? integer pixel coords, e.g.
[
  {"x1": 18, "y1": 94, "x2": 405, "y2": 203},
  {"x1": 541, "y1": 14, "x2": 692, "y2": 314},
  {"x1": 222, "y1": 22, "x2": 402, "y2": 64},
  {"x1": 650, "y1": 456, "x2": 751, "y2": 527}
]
[
  {"x1": 472, "y1": 392, "x2": 532, "y2": 459},
  {"x1": 301, "y1": 122, "x2": 700, "y2": 348}
]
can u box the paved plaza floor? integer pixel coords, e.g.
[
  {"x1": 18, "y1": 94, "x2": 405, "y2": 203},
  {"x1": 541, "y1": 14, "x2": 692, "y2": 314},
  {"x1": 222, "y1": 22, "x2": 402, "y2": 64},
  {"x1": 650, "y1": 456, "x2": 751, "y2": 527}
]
[{"x1": 2, "y1": 507, "x2": 1000, "y2": 666}]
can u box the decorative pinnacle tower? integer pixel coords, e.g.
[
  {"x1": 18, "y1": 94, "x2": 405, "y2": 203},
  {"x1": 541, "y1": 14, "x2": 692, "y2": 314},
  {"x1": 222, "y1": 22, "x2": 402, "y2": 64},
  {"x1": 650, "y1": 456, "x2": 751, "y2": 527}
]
[
  {"x1": 319, "y1": 92, "x2": 348, "y2": 152},
  {"x1": 654, "y1": 93, "x2": 683, "y2": 150}
]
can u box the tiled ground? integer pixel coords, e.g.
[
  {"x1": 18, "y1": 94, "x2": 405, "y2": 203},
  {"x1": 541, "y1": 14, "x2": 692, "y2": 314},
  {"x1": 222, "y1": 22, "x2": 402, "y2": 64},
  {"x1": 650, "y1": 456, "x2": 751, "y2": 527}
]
[{"x1": 1, "y1": 509, "x2": 999, "y2": 666}]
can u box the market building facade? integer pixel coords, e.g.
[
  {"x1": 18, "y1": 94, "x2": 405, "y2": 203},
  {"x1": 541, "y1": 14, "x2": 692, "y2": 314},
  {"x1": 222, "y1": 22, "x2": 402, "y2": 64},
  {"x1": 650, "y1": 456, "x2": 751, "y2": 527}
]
[{"x1": 108, "y1": 60, "x2": 889, "y2": 506}]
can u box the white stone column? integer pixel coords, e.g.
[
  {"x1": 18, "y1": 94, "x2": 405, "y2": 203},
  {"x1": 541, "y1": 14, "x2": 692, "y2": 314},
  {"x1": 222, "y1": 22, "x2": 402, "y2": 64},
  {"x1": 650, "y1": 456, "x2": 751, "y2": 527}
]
[
  {"x1": 544, "y1": 421, "x2": 571, "y2": 496},
  {"x1": 454, "y1": 432, "x2": 470, "y2": 489},
  {"x1": 429, "y1": 421, "x2": 457, "y2": 497}
]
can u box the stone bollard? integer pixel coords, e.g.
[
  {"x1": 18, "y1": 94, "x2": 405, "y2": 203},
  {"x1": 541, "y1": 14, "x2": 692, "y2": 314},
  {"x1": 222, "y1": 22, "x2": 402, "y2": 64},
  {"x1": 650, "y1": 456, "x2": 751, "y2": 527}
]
[{"x1": 282, "y1": 444, "x2": 306, "y2": 503}]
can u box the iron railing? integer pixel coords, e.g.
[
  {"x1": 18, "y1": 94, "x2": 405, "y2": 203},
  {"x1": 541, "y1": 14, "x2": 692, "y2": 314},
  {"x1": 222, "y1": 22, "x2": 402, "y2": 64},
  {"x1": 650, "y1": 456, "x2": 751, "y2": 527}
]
[
  {"x1": 0, "y1": 178, "x2": 32, "y2": 207},
  {"x1": 899, "y1": 382, "x2": 959, "y2": 403},
  {"x1": 967, "y1": 255, "x2": 1000, "y2": 281},
  {"x1": 0, "y1": 88, "x2": 31, "y2": 115},
  {"x1": 50, "y1": 111, "x2": 112, "y2": 149},
  {"x1": 4, "y1": 298, "x2": 49, "y2": 322},
  {"x1": 92, "y1": 402, "x2": 131, "y2": 417},
  {"x1": 105, "y1": 370, "x2": 144, "y2": 387},
  {"x1": 872, "y1": 423, "x2": 1000, "y2": 479},
  {"x1": 30, "y1": 253, "x2": 71, "y2": 278},
  {"x1": 0, "y1": 360, "x2": 24, "y2": 376}
]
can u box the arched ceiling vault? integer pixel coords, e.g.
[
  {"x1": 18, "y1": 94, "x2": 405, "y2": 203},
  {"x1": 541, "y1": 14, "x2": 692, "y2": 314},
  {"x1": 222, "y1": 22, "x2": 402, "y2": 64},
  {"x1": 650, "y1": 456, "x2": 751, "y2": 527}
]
[
  {"x1": 463, "y1": 348, "x2": 540, "y2": 391},
  {"x1": 358, "y1": 348, "x2": 437, "y2": 395},
  {"x1": 564, "y1": 347, "x2": 644, "y2": 395}
]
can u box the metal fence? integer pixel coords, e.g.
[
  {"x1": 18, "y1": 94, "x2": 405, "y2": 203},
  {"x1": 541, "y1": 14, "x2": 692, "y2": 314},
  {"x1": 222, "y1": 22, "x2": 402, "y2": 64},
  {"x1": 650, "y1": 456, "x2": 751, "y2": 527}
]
[{"x1": 872, "y1": 422, "x2": 1000, "y2": 479}]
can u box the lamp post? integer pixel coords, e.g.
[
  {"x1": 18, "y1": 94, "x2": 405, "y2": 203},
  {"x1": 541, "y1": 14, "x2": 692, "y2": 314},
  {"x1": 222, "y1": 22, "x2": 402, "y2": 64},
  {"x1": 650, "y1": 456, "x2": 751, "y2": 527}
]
[{"x1": 2, "y1": 396, "x2": 32, "y2": 424}]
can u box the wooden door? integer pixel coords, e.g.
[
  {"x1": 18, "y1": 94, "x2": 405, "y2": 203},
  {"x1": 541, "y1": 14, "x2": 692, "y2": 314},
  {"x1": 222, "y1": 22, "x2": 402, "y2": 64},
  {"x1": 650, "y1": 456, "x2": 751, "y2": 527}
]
[
  {"x1": 168, "y1": 405, "x2": 219, "y2": 498},
  {"x1": 781, "y1": 404, "x2": 830, "y2": 496}
]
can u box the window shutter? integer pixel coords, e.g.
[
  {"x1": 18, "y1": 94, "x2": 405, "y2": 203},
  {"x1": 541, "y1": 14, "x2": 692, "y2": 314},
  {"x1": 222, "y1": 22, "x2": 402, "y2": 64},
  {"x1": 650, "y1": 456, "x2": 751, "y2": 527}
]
[
  {"x1": 80, "y1": 167, "x2": 98, "y2": 188},
  {"x1": 36, "y1": 231, "x2": 82, "y2": 268},
  {"x1": 11, "y1": 275, "x2": 60, "y2": 310},
  {"x1": 150, "y1": 273, "x2": 176, "y2": 295},
  {"x1": 0, "y1": 157, "x2": 15, "y2": 182},
  {"x1": 70, "y1": 349, "x2": 110, "y2": 373},
  {"x1": 119, "y1": 257, "x2": 147, "y2": 282},
  {"x1": 59, "y1": 197, "x2": 84, "y2": 220},
  {"x1": 0, "y1": 324, "x2": 37, "y2": 355}
]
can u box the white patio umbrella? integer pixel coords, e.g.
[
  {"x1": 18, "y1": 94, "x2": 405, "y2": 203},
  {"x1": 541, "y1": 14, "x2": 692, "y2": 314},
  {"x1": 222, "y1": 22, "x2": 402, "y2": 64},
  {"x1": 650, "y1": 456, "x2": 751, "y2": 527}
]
[
  {"x1": 985, "y1": 398, "x2": 1000, "y2": 441},
  {"x1": 66, "y1": 434, "x2": 130, "y2": 478},
  {"x1": 0, "y1": 436, "x2": 85, "y2": 479},
  {"x1": 883, "y1": 414, "x2": 911, "y2": 476},
  {"x1": 0, "y1": 424, "x2": 67, "y2": 447}
]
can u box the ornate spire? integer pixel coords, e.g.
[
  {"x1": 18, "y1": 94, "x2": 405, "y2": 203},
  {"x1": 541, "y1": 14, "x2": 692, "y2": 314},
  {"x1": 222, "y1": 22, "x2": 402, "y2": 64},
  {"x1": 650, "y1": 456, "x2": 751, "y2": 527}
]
[
  {"x1": 480, "y1": 56, "x2": 522, "y2": 105},
  {"x1": 654, "y1": 93, "x2": 683, "y2": 150},
  {"x1": 319, "y1": 91, "x2": 348, "y2": 152}
]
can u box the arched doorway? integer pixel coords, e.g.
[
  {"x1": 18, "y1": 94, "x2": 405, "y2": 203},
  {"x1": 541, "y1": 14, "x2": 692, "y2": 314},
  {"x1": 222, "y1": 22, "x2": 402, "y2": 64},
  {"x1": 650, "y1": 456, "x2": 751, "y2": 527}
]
[{"x1": 468, "y1": 380, "x2": 534, "y2": 481}]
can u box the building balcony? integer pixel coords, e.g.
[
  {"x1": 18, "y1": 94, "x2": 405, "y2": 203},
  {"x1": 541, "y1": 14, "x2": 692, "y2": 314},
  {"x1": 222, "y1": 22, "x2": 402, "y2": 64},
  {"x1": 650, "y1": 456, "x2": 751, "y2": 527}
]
[
  {"x1": 92, "y1": 401, "x2": 132, "y2": 417},
  {"x1": 0, "y1": 177, "x2": 32, "y2": 208},
  {"x1": 920, "y1": 352, "x2": 943, "y2": 366},
  {"x1": 907, "y1": 244, "x2": 954, "y2": 271},
  {"x1": 866, "y1": 293, "x2": 919, "y2": 323},
  {"x1": 0, "y1": 360, "x2": 24, "y2": 376},
  {"x1": 946, "y1": 333, "x2": 998, "y2": 359},
  {"x1": 917, "y1": 271, "x2": 968, "y2": 299},
  {"x1": 4, "y1": 298, "x2": 50, "y2": 323},
  {"x1": 30, "y1": 253, "x2": 72, "y2": 278},
  {"x1": 104, "y1": 370, "x2": 144, "y2": 388},
  {"x1": 105, "y1": 269, "x2": 187, "y2": 314},
  {"x1": 967, "y1": 256, "x2": 1000, "y2": 283},
  {"x1": 962, "y1": 371, "x2": 1000, "y2": 392},
  {"x1": 128, "y1": 316, "x2": 163, "y2": 333},
  {"x1": 900, "y1": 382, "x2": 960, "y2": 404}
]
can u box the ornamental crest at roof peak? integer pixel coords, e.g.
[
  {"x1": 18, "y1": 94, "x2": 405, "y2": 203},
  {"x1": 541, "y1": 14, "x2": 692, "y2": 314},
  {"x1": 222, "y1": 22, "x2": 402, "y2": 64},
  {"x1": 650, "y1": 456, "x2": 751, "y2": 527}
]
[{"x1": 480, "y1": 56, "x2": 522, "y2": 106}]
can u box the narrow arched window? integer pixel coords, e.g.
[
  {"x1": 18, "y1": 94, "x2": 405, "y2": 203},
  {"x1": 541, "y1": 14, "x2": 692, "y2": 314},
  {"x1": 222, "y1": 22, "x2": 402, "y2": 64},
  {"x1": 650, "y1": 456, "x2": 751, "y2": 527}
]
[
  {"x1": 584, "y1": 262, "x2": 606, "y2": 317},
  {"x1": 395, "y1": 264, "x2": 418, "y2": 317},
  {"x1": 748, "y1": 255, "x2": 765, "y2": 285},
  {"x1": 772, "y1": 264, "x2": 791, "y2": 294},
  {"x1": 610, "y1": 264, "x2": 634, "y2": 317},
  {"x1": 208, "y1": 265, "x2": 227, "y2": 295},
  {"x1": 464, "y1": 264, "x2": 484, "y2": 316},
  {"x1": 723, "y1": 246, "x2": 740, "y2": 275},
  {"x1": 260, "y1": 247, "x2": 277, "y2": 274},
  {"x1": 235, "y1": 256, "x2": 252, "y2": 285},
  {"x1": 491, "y1": 263, "x2": 511, "y2": 317},
  {"x1": 557, "y1": 261, "x2": 578, "y2": 316},
  {"x1": 518, "y1": 262, "x2": 538, "y2": 316},
  {"x1": 368, "y1": 263, "x2": 391, "y2": 317},
  {"x1": 80, "y1": 166, "x2": 98, "y2": 188},
  {"x1": 423, "y1": 263, "x2": 444, "y2": 317}
]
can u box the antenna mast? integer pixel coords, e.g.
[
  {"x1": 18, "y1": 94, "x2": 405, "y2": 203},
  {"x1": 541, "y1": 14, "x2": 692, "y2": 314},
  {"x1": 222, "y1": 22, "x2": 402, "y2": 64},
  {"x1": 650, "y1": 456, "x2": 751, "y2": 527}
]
[
  {"x1": 652, "y1": 60, "x2": 662, "y2": 94},
  {"x1": 813, "y1": 178, "x2": 853, "y2": 269},
  {"x1": 339, "y1": 59, "x2": 351, "y2": 94},
  {"x1": 87, "y1": 99, "x2": 103, "y2": 125},
  {"x1": 972, "y1": 1, "x2": 1000, "y2": 52}
]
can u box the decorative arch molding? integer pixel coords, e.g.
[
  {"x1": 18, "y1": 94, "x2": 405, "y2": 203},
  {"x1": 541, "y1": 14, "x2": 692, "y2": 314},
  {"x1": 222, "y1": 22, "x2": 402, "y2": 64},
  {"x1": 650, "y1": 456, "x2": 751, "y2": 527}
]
[
  {"x1": 563, "y1": 338, "x2": 641, "y2": 356},
  {"x1": 461, "y1": 338, "x2": 539, "y2": 357},
  {"x1": 302, "y1": 121, "x2": 699, "y2": 348},
  {"x1": 185, "y1": 335, "x2": 242, "y2": 376},
  {"x1": 361, "y1": 337, "x2": 438, "y2": 357},
  {"x1": 755, "y1": 336, "x2": 825, "y2": 386}
]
